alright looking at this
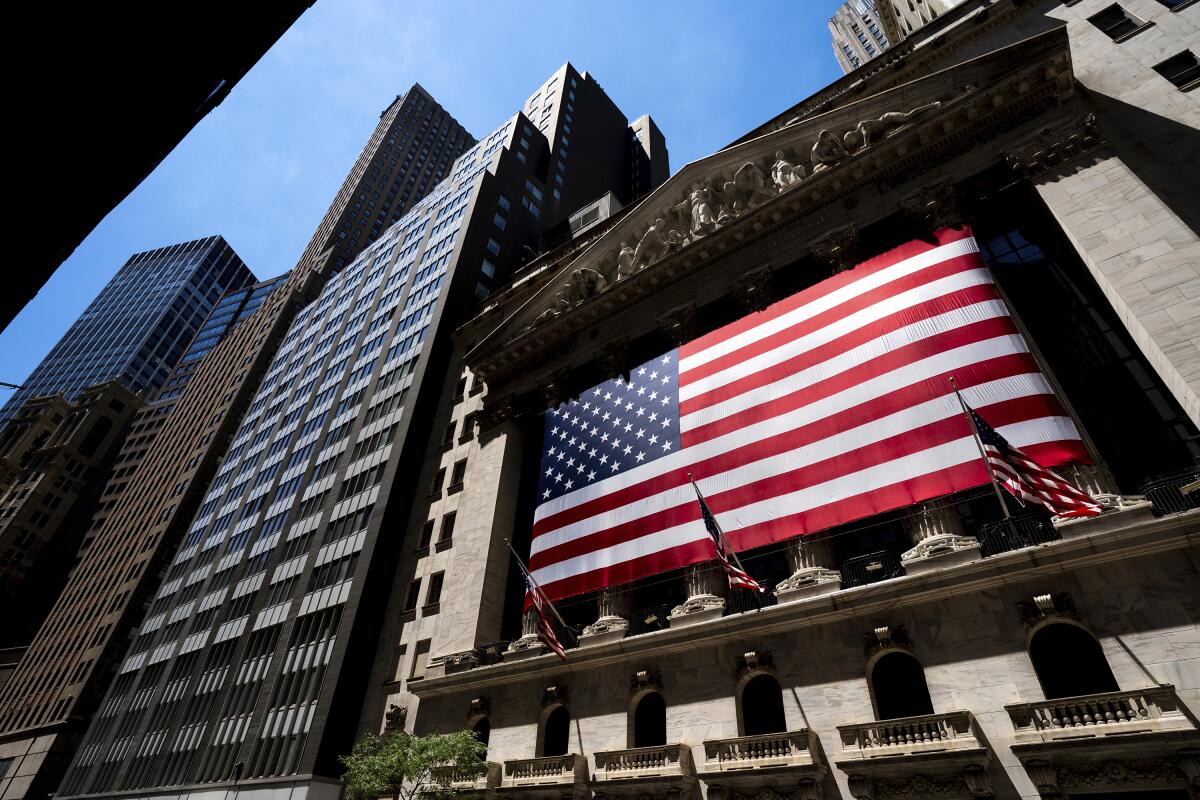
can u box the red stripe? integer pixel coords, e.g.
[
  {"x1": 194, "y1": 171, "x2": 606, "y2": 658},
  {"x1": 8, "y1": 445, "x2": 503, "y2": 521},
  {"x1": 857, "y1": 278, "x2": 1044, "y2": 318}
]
[
  {"x1": 681, "y1": 257, "x2": 994, "y2": 389},
  {"x1": 681, "y1": 226, "x2": 977, "y2": 359},
  {"x1": 682, "y1": 318, "x2": 1025, "y2": 445},
  {"x1": 531, "y1": 395, "x2": 1067, "y2": 570},
  {"x1": 537, "y1": 539, "x2": 718, "y2": 602},
  {"x1": 533, "y1": 353, "x2": 1050, "y2": 540}
]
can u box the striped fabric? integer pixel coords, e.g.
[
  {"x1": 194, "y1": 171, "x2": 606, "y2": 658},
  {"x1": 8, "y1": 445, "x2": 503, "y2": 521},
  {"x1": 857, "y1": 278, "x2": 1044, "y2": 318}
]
[
  {"x1": 530, "y1": 227, "x2": 1090, "y2": 602},
  {"x1": 518, "y1": 559, "x2": 566, "y2": 660},
  {"x1": 692, "y1": 479, "x2": 764, "y2": 592},
  {"x1": 966, "y1": 402, "x2": 1101, "y2": 518}
]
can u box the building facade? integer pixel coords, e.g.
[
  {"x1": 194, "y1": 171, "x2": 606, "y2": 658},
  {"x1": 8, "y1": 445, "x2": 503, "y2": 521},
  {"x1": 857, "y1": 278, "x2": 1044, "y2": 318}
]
[
  {"x1": 360, "y1": 3, "x2": 1195, "y2": 800},
  {"x1": 0, "y1": 86, "x2": 471, "y2": 800},
  {"x1": 830, "y1": 0, "x2": 893, "y2": 73},
  {"x1": 0, "y1": 237, "x2": 256, "y2": 426}
]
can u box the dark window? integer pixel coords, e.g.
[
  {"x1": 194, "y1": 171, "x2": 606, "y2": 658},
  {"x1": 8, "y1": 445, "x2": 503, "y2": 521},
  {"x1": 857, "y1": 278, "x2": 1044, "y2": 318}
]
[
  {"x1": 410, "y1": 639, "x2": 430, "y2": 680},
  {"x1": 1153, "y1": 50, "x2": 1200, "y2": 89},
  {"x1": 1088, "y1": 4, "x2": 1144, "y2": 39},
  {"x1": 450, "y1": 459, "x2": 467, "y2": 488},
  {"x1": 1029, "y1": 623, "x2": 1119, "y2": 699},
  {"x1": 430, "y1": 468, "x2": 445, "y2": 495},
  {"x1": 871, "y1": 651, "x2": 935, "y2": 720},
  {"x1": 473, "y1": 717, "x2": 491, "y2": 747},
  {"x1": 442, "y1": 422, "x2": 456, "y2": 446},
  {"x1": 439, "y1": 511, "x2": 456, "y2": 544},
  {"x1": 632, "y1": 692, "x2": 667, "y2": 747},
  {"x1": 425, "y1": 572, "x2": 444, "y2": 606},
  {"x1": 404, "y1": 579, "x2": 422, "y2": 612},
  {"x1": 418, "y1": 520, "x2": 434, "y2": 550},
  {"x1": 541, "y1": 706, "x2": 570, "y2": 756},
  {"x1": 740, "y1": 674, "x2": 787, "y2": 735}
]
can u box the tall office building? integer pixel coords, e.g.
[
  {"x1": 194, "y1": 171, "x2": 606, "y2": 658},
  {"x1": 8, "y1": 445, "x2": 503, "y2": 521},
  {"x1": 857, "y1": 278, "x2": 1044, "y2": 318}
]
[
  {"x1": 0, "y1": 87, "x2": 472, "y2": 800},
  {"x1": 829, "y1": 0, "x2": 892, "y2": 73},
  {"x1": 51, "y1": 63, "x2": 664, "y2": 800},
  {"x1": 0, "y1": 237, "x2": 256, "y2": 426}
]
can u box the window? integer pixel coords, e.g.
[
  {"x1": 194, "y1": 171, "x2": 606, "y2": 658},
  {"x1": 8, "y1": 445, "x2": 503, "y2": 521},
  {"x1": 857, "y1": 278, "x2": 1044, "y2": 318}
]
[
  {"x1": 493, "y1": 212, "x2": 507, "y2": 231},
  {"x1": 739, "y1": 673, "x2": 787, "y2": 735},
  {"x1": 418, "y1": 519, "x2": 434, "y2": 550},
  {"x1": 631, "y1": 692, "x2": 667, "y2": 747},
  {"x1": 410, "y1": 639, "x2": 431, "y2": 680},
  {"x1": 449, "y1": 459, "x2": 467, "y2": 491},
  {"x1": 1153, "y1": 50, "x2": 1200, "y2": 90},
  {"x1": 540, "y1": 705, "x2": 570, "y2": 756},
  {"x1": 430, "y1": 468, "x2": 445, "y2": 496},
  {"x1": 1028, "y1": 623, "x2": 1119, "y2": 699},
  {"x1": 870, "y1": 651, "x2": 935, "y2": 720},
  {"x1": 455, "y1": 376, "x2": 468, "y2": 399},
  {"x1": 443, "y1": 422, "x2": 457, "y2": 447},
  {"x1": 1088, "y1": 4, "x2": 1147, "y2": 39},
  {"x1": 472, "y1": 717, "x2": 491, "y2": 747},
  {"x1": 404, "y1": 579, "x2": 422, "y2": 612},
  {"x1": 425, "y1": 572, "x2": 444, "y2": 606},
  {"x1": 481, "y1": 259, "x2": 496, "y2": 278},
  {"x1": 486, "y1": 239, "x2": 500, "y2": 256},
  {"x1": 459, "y1": 412, "x2": 476, "y2": 442},
  {"x1": 439, "y1": 511, "x2": 456, "y2": 544},
  {"x1": 497, "y1": 195, "x2": 510, "y2": 212}
]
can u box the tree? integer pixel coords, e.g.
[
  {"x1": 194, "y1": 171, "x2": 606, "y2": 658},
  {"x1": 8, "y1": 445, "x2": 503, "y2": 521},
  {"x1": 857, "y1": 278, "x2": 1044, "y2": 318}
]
[{"x1": 340, "y1": 729, "x2": 488, "y2": 800}]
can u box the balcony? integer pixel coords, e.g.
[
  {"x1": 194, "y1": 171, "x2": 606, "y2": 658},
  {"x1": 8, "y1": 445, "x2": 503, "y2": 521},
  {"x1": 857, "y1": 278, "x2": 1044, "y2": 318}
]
[
  {"x1": 1007, "y1": 685, "x2": 1198, "y2": 746},
  {"x1": 590, "y1": 743, "x2": 697, "y2": 797},
  {"x1": 840, "y1": 550, "x2": 905, "y2": 589},
  {"x1": 499, "y1": 754, "x2": 588, "y2": 799},
  {"x1": 835, "y1": 711, "x2": 992, "y2": 798},
  {"x1": 699, "y1": 730, "x2": 826, "y2": 797},
  {"x1": 1140, "y1": 466, "x2": 1200, "y2": 516},
  {"x1": 431, "y1": 761, "x2": 501, "y2": 796},
  {"x1": 977, "y1": 513, "x2": 1059, "y2": 557}
]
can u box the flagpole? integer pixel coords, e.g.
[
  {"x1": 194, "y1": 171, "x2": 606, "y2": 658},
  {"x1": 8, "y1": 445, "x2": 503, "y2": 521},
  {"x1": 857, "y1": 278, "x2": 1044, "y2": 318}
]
[
  {"x1": 504, "y1": 538, "x2": 569, "y2": 628},
  {"x1": 689, "y1": 473, "x2": 764, "y2": 607},
  {"x1": 948, "y1": 376, "x2": 1012, "y2": 520}
]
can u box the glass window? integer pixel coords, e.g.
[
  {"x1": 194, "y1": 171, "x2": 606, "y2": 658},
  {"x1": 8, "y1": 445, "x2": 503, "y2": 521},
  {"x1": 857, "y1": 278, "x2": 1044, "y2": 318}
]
[
  {"x1": 493, "y1": 212, "x2": 507, "y2": 231},
  {"x1": 481, "y1": 259, "x2": 496, "y2": 278},
  {"x1": 1153, "y1": 50, "x2": 1200, "y2": 89},
  {"x1": 486, "y1": 239, "x2": 501, "y2": 256},
  {"x1": 497, "y1": 195, "x2": 510, "y2": 212}
]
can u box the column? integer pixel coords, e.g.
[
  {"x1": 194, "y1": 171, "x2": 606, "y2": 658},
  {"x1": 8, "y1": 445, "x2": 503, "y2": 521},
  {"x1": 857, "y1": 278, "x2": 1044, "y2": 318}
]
[
  {"x1": 900, "y1": 499, "x2": 980, "y2": 575},
  {"x1": 505, "y1": 610, "x2": 546, "y2": 660},
  {"x1": 667, "y1": 562, "x2": 726, "y2": 627},
  {"x1": 774, "y1": 536, "x2": 841, "y2": 603},
  {"x1": 580, "y1": 587, "x2": 631, "y2": 646}
]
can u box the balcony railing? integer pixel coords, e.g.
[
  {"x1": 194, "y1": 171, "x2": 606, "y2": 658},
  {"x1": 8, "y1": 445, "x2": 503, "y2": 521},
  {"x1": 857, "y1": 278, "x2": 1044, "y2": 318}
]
[
  {"x1": 593, "y1": 743, "x2": 693, "y2": 780},
  {"x1": 627, "y1": 604, "x2": 673, "y2": 637},
  {"x1": 1005, "y1": 685, "x2": 1197, "y2": 744},
  {"x1": 840, "y1": 550, "x2": 905, "y2": 588},
  {"x1": 978, "y1": 512, "x2": 1059, "y2": 557},
  {"x1": 724, "y1": 587, "x2": 779, "y2": 615},
  {"x1": 1140, "y1": 466, "x2": 1200, "y2": 516},
  {"x1": 702, "y1": 730, "x2": 819, "y2": 771},
  {"x1": 837, "y1": 710, "x2": 984, "y2": 758},
  {"x1": 502, "y1": 754, "x2": 588, "y2": 787},
  {"x1": 431, "y1": 761, "x2": 499, "y2": 791}
]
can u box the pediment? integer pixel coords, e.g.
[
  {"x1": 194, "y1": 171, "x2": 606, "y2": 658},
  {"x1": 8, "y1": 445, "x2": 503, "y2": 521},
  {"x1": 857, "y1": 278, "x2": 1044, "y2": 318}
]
[{"x1": 465, "y1": 27, "x2": 1072, "y2": 392}]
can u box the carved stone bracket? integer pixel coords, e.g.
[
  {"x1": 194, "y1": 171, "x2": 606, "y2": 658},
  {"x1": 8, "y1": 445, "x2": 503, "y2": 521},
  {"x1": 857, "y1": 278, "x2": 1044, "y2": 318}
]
[
  {"x1": 863, "y1": 624, "x2": 910, "y2": 658},
  {"x1": 659, "y1": 305, "x2": 698, "y2": 348},
  {"x1": 1022, "y1": 755, "x2": 1196, "y2": 798},
  {"x1": 1016, "y1": 592, "x2": 1079, "y2": 628},
  {"x1": 542, "y1": 684, "x2": 569, "y2": 708},
  {"x1": 383, "y1": 702, "x2": 408, "y2": 733},
  {"x1": 1004, "y1": 112, "x2": 1103, "y2": 178},
  {"x1": 629, "y1": 668, "x2": 663, "y2": 695},
  {"x1": 469, "y1": 697, "x2": 492, "y2": 718},
  {"x1": 810, "y1": 224, "x2": 860, "y2": 275},
  {"x1": 669, "y1": 563, "x2": 727, "y2": 627},
  {"x1": 734, "y1": 650, "x2": 776, "y2": 683},
  {"x1": 899, "y1": 180, "x2": 965, "y2": 232},
  {"x1": 734, "y1": 267, "x2": 776, "y2": 315}
]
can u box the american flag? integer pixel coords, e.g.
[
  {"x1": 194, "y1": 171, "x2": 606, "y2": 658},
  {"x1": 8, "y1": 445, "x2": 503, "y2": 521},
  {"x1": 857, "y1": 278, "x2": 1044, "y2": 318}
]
[
  {"x1": 964, "y1": 400, "x2": 1101, "y2": 518},
  {"x1": 692, "y1": 478, "x2": 764, "y2": 592},
  {"x1": 517, "y1": 557, "x2": 566, "y2": 660},
  {"x1": 529, "y1": 227, "x2": 1091, "y2": 602}
]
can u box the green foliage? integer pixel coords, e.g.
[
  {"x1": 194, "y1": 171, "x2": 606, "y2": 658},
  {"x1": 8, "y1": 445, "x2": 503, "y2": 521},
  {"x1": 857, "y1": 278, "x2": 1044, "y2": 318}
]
[{"x1": 340, "y1": 729, "x2": 487, "y2": 800}]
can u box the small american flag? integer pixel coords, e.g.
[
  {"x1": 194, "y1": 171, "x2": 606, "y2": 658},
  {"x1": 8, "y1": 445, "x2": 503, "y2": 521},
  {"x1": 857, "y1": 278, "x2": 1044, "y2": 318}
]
[
  {"x1": 692, "y1": 478, "x2": 764, "y2": 592},
  {"x1": 966, "y1": 401, "x2": 1101, "y2": 518},
  {"x1": 517, "y1": 559, "x2": 566, "y2": 660}
]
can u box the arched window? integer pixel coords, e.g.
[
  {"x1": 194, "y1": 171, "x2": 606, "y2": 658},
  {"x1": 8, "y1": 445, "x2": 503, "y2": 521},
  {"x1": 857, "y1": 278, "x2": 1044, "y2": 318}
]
[
  {"x1": 541, "y1": 705, "x2": 570, "y2": 757},
  {"x1": 740, "y1": 674, "x2": 787, "y2": 736},
  {"x1": 631, "y1": 692, "x2": 666, "y2": 748},
  {"x1": 1029, "y1": 622, "x2": 1118, "y2": 700},
  {"x1": 870, "y1": 651, "x2": 935, "y2": 720},
  {"x1": 472, "y1": 717, "x2": 491, "y2": 747}
]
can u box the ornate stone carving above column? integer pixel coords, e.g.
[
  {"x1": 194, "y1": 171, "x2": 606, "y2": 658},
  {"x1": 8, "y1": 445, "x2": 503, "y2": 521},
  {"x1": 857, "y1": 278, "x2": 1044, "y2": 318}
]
[
  {"x1": 600, "y1": 339, "x2": 631, "y2": 382},
  {"x1": 668, "y1": 562, "x2": 726, "y2": 627},
  {"x1": 900, "y1": 499, "x2": 981, "y2": 576},
  {"x1": 1004, "y1": 112, "x2": 1103, "y2": 179},
  {"x1": 899, "y1": 179, "x2": 965, "y2": 232},
  {"x1": 734, "y1": 267, "x2": 775, "y2": 315},
  {"x1": 659, "y1": 305, "x2": 698, "y2": 348},
  {"x1": 580, "y1": 587, "x2": 631, "y2": 646},
  {"x1": 810, "y1": 224, "x2": 859, "y2": 275},
  {"x1": 506, "y1": 610, "x2": 547, "y2": 660},
  {"x1": 540, "y1": 370, "x2": 573, "y2": 410},
  {"x1": 775, "y1": 536, "x2": 840, "y2": 603}
]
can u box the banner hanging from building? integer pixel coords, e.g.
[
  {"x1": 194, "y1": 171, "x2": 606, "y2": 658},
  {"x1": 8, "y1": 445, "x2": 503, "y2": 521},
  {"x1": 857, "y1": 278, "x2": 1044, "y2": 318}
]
[{"x1": 529, "y1": 227, "x2": 1089, "y2": 601}]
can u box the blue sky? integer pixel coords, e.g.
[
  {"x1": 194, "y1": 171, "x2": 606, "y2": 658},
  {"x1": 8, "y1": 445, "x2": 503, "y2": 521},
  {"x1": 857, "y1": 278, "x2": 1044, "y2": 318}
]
[{"x1": 0, "y1": 0, "x2": 843, "y2": 392}]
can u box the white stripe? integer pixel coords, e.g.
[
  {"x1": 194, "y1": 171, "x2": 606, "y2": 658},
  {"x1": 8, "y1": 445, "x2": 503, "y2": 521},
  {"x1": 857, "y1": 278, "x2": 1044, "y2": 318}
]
[
  {"x1": 531, "y1": 415, "x2": 1076, "y2": 585},
  {"x1": 531, "y1": 373, "x2": 1064, "y2": 557},
  {"x1": 680, "y1": 300, "x2": 1012, "y2": 431},
  {"x1": 534, "y1": 335, "x2": 1036, "y2": 526},
  {"x1": 678, "y1": 268, "x2": 998, "y2": 402},
  {"x1": 679, "y1": 237, "x2": 979, "y2": 373}
]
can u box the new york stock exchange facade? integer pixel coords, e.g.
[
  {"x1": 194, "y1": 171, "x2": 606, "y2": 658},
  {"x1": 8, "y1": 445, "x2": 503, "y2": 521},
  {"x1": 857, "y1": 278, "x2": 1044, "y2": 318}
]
[{"x1": 388, "y1": 2, "x2": 1200, "y2": 799}]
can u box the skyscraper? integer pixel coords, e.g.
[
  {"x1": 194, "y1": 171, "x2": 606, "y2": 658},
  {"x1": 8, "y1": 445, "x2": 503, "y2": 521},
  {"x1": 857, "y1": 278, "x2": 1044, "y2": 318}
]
[
  {"x1": 52, "y1": 63, "x2": 665, "y2": 800},
  {"x1": 829, "y1": 0, "x2": 892, "y2": 73},
  {"x1": 0, "y1": 237, "x2": 256, "y2": 426},
  {"x1": 0, "y1": 86, "x2": 472, "y2": 800}
]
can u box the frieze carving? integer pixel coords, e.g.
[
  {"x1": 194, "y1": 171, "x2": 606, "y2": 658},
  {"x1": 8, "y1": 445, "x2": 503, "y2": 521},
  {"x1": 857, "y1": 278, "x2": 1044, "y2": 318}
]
[
  {"x1": 1025, "y1": 757, "x2": 1192, "y2": 796},
  {"x1": 1004, "y1": 112, "x2": 1102, "y2": 177},
  {"x1": 1016, "y1": 592, "x2": 1079, "y2": 627}
]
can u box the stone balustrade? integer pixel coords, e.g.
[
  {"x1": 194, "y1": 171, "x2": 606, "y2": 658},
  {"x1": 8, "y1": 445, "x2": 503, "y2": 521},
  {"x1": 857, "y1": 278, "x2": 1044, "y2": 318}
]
[
  {"x1": 502, "y1": 753, "x2": 588, "y2": 788},
  {"x1": 837, "y1": 710, "x2": 985, "y2": 758},
  {"x1": 1006, "y1": 684, "x2": 1196, "y2": 743},
  {"x1": 702, "y1": 730, "x2": 819, "y2": 771},
  {"x1": 593, "y1": 743, "x2": 693, "y2": 779},
  {"x1": 431, "y1": 760, "x2": 500, "y2": 791}
]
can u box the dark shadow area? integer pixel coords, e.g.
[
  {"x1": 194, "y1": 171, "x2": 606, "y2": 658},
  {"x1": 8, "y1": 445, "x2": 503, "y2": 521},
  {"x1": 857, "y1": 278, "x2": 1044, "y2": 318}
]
[
  {"x1": 1029, "y1": 623, "x2": 1119, "y2": 699},
  {"x1": 871, "y1": 651, "x2": 935, "y2": 720},
  {"x1": 542, "y1": 705, "x2": 570, "y2": 757},
  {"x1": 632, "y1": 692, "x2": 667, "y2": 747},
  {"x1": 742, "y1": 674, "x2": 788, "y2": 735}
]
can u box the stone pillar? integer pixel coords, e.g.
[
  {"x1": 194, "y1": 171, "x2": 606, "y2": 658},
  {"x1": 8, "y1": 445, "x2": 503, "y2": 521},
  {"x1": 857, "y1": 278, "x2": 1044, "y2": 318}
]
[
  {"x1": 667, "y1": 562, "x2": 726, "y2": 627},
  {"x1": 900, "y1": 500, "x2": 981, "y2": 576},
  {"x1": 1056, "y1": 462, "x2": 1146, "y2": 511},
  {"x1": 505, "y1": 610, "x2": 546, "y2": 660},
  {"x1": 774, "y1": 536, "x2": 840, "y2": 603},
  {"x1": 579, "y1": 587, "x2": 631, "y2": 646}
]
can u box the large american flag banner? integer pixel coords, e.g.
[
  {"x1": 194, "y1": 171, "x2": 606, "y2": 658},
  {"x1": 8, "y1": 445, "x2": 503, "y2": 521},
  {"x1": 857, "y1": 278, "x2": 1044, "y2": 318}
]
[{"x1": 530, "y1": 227, "x2": 1090, "y2": 601}]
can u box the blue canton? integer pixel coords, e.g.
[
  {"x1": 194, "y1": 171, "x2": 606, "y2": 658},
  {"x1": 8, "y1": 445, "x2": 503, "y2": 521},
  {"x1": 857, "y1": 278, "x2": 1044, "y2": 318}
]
[{"x1": 537, "y1": 350, "x2": 682, "y2": 503}]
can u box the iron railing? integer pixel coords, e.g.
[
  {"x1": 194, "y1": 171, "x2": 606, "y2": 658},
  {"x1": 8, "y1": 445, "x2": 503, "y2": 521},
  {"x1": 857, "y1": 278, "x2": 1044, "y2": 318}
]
[
  {"x1": 1139, "y1": 466, "x2": 1200, "y2": 516},
  {"x1": 724, "y1": 586, "x2": 778, "y2": 615},
  {"x1": 627, "y1": 604, "x2": 674, "y2": 637},
  {"x1": 978, "y1": 513, "x2": 1058, "y2": 557},
  {"x1": 840, "y1": 550, "x2": 905, "y2": 588}
]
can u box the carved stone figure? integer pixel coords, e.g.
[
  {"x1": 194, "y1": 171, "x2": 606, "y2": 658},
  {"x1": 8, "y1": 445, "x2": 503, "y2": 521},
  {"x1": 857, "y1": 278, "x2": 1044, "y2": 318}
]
[
  {"x1": 844, "y1": 101, "x2": 943, "y2": 152},
  {"x1": 566, "y1": 266, "x2": 607, "y2": 301},
  {"x1": 810, "y1": 129, "x2": 849, "y2": 172},
  {"x1": 633, "y1": 218, "x2": 676, "y2": 268},
  {"x1": 731, "y1": 161, "x2": 775, "y2": 211},
  {"x1": 615, "y1": 241, "x2": 637, "y2": 280},
  {"x1": 771, "y1": 151, "x2": 805, "y2": 190},
  {"x1": 688, "y1": 182, "x2": 716, "y2": 234}
]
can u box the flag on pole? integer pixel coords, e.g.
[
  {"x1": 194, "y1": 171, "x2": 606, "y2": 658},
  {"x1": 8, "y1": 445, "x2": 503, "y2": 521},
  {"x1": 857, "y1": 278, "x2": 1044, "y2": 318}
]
[
  {"x1": 515, "y1": 556, "x2": 567, "y2": 660},
  {"x1": 962, "y1": 400, "x2": 1101, "y2": 518},
  {"x1": 691, "y1": 477, "x2": 764, "y2": 593}
]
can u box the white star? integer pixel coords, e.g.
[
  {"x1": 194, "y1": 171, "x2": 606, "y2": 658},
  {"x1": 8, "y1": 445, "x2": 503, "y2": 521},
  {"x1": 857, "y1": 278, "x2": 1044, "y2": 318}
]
[
  {"x1": 591, "y1": 406, "x2": 600, "y2": 415},
  {"x1": 612, "y1": 438, "x2": 621, "y2": 448},
  {"x1": 577, "y1": 463, "x2": 585, "y2": 473},
  {"x1": 661, "y1": 375, "x2": 670, "y2": 384},
  {"x1": 583, "y1": 401, "x2": 591, "y2": 411},
  {"x1": 590, "y1": 426, "x2": 599, "y2": 436},
  {"x1": 604, "y1": 391, "x2": 612, "y2": 401},
  {"x1": 549, "y1": 446, "x2": 557, "y2": 455},
  {"x1": 637, "y1": 386, "x2": 646, "y2": 396},
  {"x1": 559, "y1": 430, "x2": 567, "y2": 440},
  {"x1": 636, "y1": 451, "x2": 646, "y2": 462},
  {"x1": 602, "y1": 411, "x2": 610, "y2": 421},
  {"x1": 570, "y1": 399, "x2": 579, "y2": 405},
  {"x1": 613, "y1": 416, "x2": 622, "y2": 427},
  {"x1": 649, "y1": 434, "x2": 659, "y2": 445},
  {"x1": 636, "y1": 428, "x2": 645, "y2": 439},
  {"x1": 572, "y1": 415, "x2": 580, "y2": 425},
  {"x1": 600, "y1": 432, "x2": 609, "y2": 442},
  {"x1": 543, "y1": 489, "x2": 551, "y2": 499},
  {"x1": 661, "y1": 355, "x2": 671, "y2": 365},
  {"x1": 661, "y1": 418, "x2": 671, "y2": 427},
  {"x1": 555, "y1": 451, "x2": 565, "y2": 461},
  {"x1": 566, "y1": 457, "x2": 575, "y2": 467},
  {"x1": 637, "y1": 366, "x2": 647, "y2": 376},
  {"x1": 554, "y1": 472, "x2": 563, "y2": 483},
  {"x1": 623, "y1": 444, "x2": 633, "y2": 455},
  {"x1": 649, "y1": 411, "x2": 659, "y2": 422},
  {"x1": 636, "y1": 406, "x2": 645, "y2": 417},
  {"x1": 551, "y1": 427, "x2": 559, "y2": 435},
  {"x1": 616, "y1": 376, "x2": 624, "y2": 385},
  {"x1": 564, "y1": 479, "x2": 574, "y2": 490},
  {"x1": 599, "y1": 454, "x2": 609, "y2": 464},
  {"x1": 593, "y1": 387, "x2": 601, "y2": 396},
  {"x1": 545, "y1": 467, "x2": 554, "y2": 477},
  {"x1": 649, "y1": 391, "x2": 658, "y2": 400},
  {"x1": 568, "y1": 436, "x2": 577, "y2": 446},
  {"x1": 578, "y1": 440, "x2": 587, "y2": 451},
  {"x1": 590, "y1": 447, "x2": 598, "y2": 457},
  {"x1": 660, "y1": 396, "x2": 670, "y2": 406},
  {"x1": 650, "y1": 370, "x2": 659, "y2": 379},
  {"x1": 625, "y1": 401, "x2": 634, "y2": 411},
  {"x1": 624, "y1": 423, "x2": 633, "y2": 433},
  {"x1": 662, "y1": 441, "x2": 672, "y2": 451},
  {"x1": 610, "y1": 461, "x2": 620, "y2": 471},
  {"x1": 587, "y1": 470, "x2": 597, "y2": 481}
]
